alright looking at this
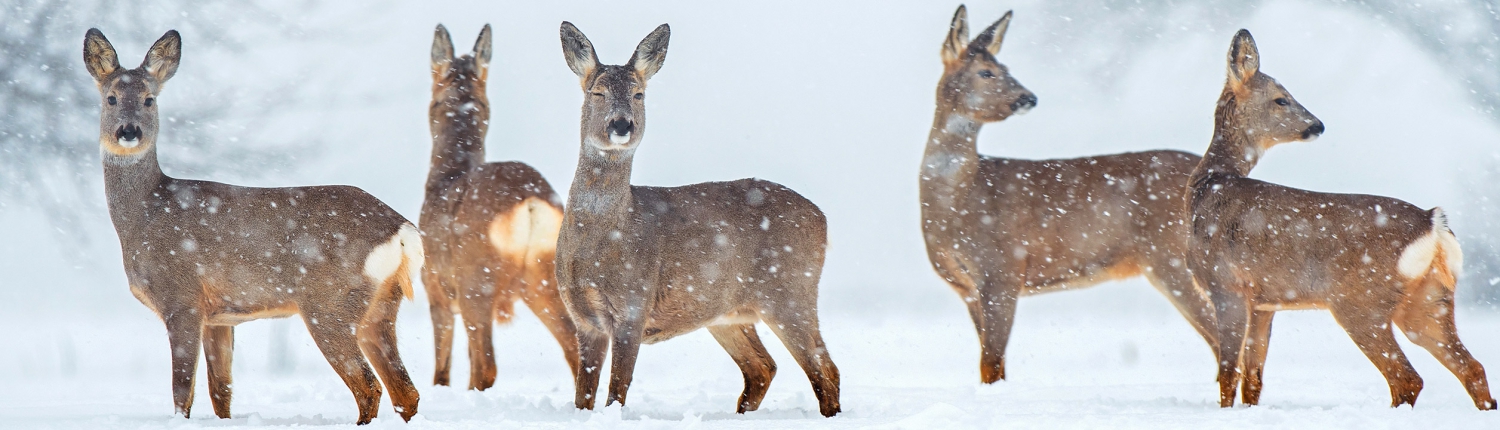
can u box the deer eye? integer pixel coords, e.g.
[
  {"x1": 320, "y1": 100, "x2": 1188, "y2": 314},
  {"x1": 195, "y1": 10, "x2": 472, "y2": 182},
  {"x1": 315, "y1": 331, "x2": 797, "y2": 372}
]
[
  {"x1": 144, "y1": 97, "x2": 154, "y2": 107},
  {"x1": 977, "y1": 70, "x2": 996, "y2": 79},
  {"x1": 591, "y1": 92, "x2": 605, "y2": 98},
  {"x1": 107, "y1": 96, "x2": 117, "y2": 105},
  {"x1": 633, "y1": 93, "x2": 644, "y2": 100},
  {"x1": 1274, "y1": 98, "x2": 1289, "y2": 106}
]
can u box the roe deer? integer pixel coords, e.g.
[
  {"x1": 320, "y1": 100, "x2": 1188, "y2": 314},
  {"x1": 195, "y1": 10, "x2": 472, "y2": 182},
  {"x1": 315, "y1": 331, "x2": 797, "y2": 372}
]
[
  {"x1": 921, "y1": 6, "x2": 1218, "y2": 384},
  {"x1": 422, "y1": 24, "x2": 580, "y2": 390},
  {"x1": 554, "y1": 22, "x2": 841, "y2": 417},
  {"x1": 1187, "y1": 29, "x2": 1494, "y2": 409},
  {"x1": 83, "y1": 29, "x2": 422, "y2": 424}
]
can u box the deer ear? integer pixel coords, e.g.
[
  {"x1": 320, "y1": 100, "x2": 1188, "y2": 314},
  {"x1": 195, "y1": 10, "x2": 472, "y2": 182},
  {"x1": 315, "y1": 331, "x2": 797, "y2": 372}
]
[
  {"x1": 83, "y1": 28, "x2": 120, "y2": 85},
  {"x1": 941, "y1": 5, "x2": 969, "y2": 66},
  {"x1": 560, "y1": 21, "x2": 600, "y2": 83},
  {"x1": 473, "y1": 24, "x2": 493, "y2": 69},
  {"x1": 628, "y1": 24, "x2": 670, "y2": 81},
  {"x1": 432, "y1": 24, "x2": 455, "y2": 77},
  {"x1": 1227, "y1": 29, "x2": 1260, "y2": 87},
  {"x1": 141, "y1": 30, "x2": 181, "y2": 85},
  {"x1": 969, "y1": 10, "x2": 1011, "y2": 56}
]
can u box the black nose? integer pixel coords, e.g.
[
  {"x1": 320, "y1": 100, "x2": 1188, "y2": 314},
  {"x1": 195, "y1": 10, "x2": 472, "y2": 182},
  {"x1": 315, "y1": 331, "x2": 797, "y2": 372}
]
[
  {"x1": 1303, "y1": 121, "x2": 1325, "y2": 139},
  {"x1": 116, "y1": 124, "x2": 142, "y2": 141},
  {"x1": 607, "y1": 118, "x2": 634, "y2": 137},
  {"x1": 1011, "y1": 93, "x2": 1038, "y2": 111}
]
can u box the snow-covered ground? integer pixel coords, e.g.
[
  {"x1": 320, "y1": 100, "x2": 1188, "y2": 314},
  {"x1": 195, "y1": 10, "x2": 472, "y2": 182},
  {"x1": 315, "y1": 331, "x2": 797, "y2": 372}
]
[
  {"x1": 6, "y1": 0, "x2": 1500, "y2": 428},
  {"x1": 3, "y1": 279, "x2": 1496, "y2": 429}
]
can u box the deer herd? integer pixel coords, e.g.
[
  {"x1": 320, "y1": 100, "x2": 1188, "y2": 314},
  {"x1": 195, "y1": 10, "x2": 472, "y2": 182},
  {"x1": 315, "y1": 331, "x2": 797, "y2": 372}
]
[{"x1": 77, "y1": 3, "x2": 1494, "y2": 424}]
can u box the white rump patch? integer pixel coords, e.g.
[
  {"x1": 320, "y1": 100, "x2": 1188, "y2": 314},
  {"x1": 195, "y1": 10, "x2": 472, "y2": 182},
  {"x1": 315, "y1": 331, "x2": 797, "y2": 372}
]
[
  {"x1": 364, "y1": 223, "x2": 425, "y2": 299},
  {"x1": 1396, "y1": 208, "x2": 1463, "y2": 283},
  {"x1": 489, "y1": 197, "x2": 563, "y2": 262}
]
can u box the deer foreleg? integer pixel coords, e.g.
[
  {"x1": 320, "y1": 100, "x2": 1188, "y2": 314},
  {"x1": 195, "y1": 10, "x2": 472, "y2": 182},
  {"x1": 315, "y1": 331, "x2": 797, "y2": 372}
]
[
  {"x1": 605, "y1": 318, "x2": 645, "y2": 407},
  {"x1": 164, "y1": 310, "x2": 204, "y2": 418},
  {"x1": 975, "y1": 276, "x2": 1021, "y2": 384}
]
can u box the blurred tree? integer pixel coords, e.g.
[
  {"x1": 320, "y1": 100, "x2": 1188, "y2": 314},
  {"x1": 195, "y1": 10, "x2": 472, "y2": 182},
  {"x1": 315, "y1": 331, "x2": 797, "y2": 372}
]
[{"x1": 0, "y1": 0, "x2": 309, "y2": 256}]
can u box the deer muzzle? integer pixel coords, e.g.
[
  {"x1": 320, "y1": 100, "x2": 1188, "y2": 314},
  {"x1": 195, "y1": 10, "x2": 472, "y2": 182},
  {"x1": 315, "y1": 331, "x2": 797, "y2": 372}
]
[
  {"x1": 1302, "y1": 121, "x2": 1325, "y2": 141},
  {"x1": 607, "y1": 118, "x2": 634, "y2": 145},
  {"x1": 1010, "y1": 93, "x2": 1037, "y2": 115},
  {"x1": 116, "y1": 124, "x2": 143, "y2": 147}
]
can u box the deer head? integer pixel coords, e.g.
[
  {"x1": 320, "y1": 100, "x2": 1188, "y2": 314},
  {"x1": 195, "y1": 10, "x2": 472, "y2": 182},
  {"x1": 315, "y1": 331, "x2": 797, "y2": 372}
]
[
  {"x1": 937, "y1": 6, "x2": 1035, "y2": 123},
  {"x1": 1221, "y1": 29, "x2": 1324, "y2": 152},
  {"x1": 560, "y1": 22, "x2": 669, "y2": 152},
  {"x1": 431, "y1": 24, "x2": 493, "y2": 115},
  {"x1": 83, "y1": 28, "x2": 180, "y2": 159}
]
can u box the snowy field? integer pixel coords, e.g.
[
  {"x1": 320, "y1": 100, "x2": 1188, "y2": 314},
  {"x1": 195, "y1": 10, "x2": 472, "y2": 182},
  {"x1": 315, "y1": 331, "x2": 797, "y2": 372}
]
[
  {"x1": 2, "y1": 280, "x2": 1497, "y2": 429},
  {"x1": 5, "y1": 0, "x2": 1500, "y2": 428}
]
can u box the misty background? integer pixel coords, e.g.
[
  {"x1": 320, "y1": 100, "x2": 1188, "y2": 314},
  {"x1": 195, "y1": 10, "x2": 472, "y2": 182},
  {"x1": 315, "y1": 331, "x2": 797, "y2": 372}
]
[{"x1": 3, "y1": 0, "x2": 1499, "y2": 397}]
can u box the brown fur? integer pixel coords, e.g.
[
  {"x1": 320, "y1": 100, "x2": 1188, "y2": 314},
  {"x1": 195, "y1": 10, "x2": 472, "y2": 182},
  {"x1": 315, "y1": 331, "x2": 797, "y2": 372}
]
[
  {"x1": 1187, "y1": 29, "x2": 1494, "y2": 410},
  {"x1": 83, "y1": 29, "x2": 420, "y2": 424},
  {"x1": 920, "y1": 7, "x2": 1218, "y2": 384},
  {"x1": 555, "y1": 22, "x2": 841, "y2": 417},
  {"x1": 421, "y1": 24, "x2": 581, "y2": 390}
]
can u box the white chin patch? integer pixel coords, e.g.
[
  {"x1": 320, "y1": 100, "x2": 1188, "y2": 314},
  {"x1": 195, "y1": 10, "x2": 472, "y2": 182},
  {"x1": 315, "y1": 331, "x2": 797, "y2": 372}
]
[
  {"x1": 1303, "y1": 134, "x2": 1319, "y2": 142},
  {"x1": 609, "y1": 132, "x2": 631, "y2": 145},
  {"x1": 1012, "y1": 106, "x2": 1032, "y2": 116},
  {"x1": 118, "y1": 138, "x2": 140, "y2": 148}
]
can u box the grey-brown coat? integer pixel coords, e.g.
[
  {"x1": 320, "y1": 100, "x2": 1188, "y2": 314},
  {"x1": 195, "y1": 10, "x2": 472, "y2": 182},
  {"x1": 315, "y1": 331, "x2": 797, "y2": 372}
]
[
  {"x1": 1187, "y1": 29, "x2": 1493, "y2": 410},
  {"x1": 920, "y1": 6, "x2": 1218, "y2": 384},
  {"x1": 420, "y1": 24, "x2": 580, "y2": 391},
  {"x1": 554, "y1": 22, "x2": 841, "y2": 417},
  {"x1": 83, "y1": 29, "x2": 421, "y2": 424}
]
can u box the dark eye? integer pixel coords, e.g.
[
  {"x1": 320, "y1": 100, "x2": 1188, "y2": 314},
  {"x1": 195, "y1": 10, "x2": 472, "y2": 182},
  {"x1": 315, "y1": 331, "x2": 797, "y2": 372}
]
[
  {"x1": 977, "y1": 70, "x2": 996, "y2": 79},
  {"x1": 144, "y1": 98, "x2": 154, "y2": 107},
  {"x1": 591, "y1": 92, "x2": 605, "y2": 98},
  {"x1": 1274, "y1": 98, "x2": 1289, "y2": 106},
  {"x1": 107, "y1": 96, "x2": 117, "y2": 105},
  {"x1": 633, "y1": 93, "x2": 644, "y2": 100}
]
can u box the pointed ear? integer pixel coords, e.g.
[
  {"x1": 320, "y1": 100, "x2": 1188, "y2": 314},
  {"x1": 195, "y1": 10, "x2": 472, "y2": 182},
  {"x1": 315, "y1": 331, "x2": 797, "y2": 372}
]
[
  {"x1": 473, "y1": 24, "x2": 493, "y2": 70},
  {"x1": 941, "y1": 5, "x2": 969, "y2": 66},
  {"x1": 560, "y1": 21, "x2": 600, "y2": 83},
  {"x1": 1227, "y1": 29, "x2": 1260, "y2": 88},
  {"x1": 141, "y1": 30, "x2": 181, "y2": 85},
  {"x1": 627, "y1": 24, "x2": 670, "y2": 81},
  {"x1": 432, "y1": 24, "x2": 455, "y2": 77},
  {"x1": 83, "y1": 28, "x2": 120, "y2": 85},
  {"x1": 969, "y1": 10, "x2": 1012, "y2": 56}
]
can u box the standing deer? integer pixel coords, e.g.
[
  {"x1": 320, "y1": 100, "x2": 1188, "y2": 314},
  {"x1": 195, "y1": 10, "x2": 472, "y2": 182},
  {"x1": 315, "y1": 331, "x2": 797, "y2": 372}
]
[
  {"x1": 83, "y1": 29, "x2": 422, "y2": 424},
  {"x1": 554, "y1": 22, "x2": 841, "y2": 417},
  {"x1": 422, "y1": 24, "x2": 580, "y2": 390},
  {"x1": 920, "y1": 5, "x2": 1218, "y2": 384},
  {"x1": 1187, "y1": 29, "x2": 1494, "y2": 410}
]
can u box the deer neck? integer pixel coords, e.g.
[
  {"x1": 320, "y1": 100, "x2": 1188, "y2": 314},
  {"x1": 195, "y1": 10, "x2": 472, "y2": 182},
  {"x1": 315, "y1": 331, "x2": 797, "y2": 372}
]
[
  {"x1": 921, "y1": 109, "x2": 983, "y2": 205},
  {"x1": 101, "y1": 145, "x2": 167, "y2": 233},
  {"x1": 566, "y1": 145, "x2": 637, "y2": 225},
  {"x1": 425, "y1": 102, "x2": 488, "y2": 194},
  {"x1": 1193, "y1": 92, "x2": 1263, "y2": 183}
]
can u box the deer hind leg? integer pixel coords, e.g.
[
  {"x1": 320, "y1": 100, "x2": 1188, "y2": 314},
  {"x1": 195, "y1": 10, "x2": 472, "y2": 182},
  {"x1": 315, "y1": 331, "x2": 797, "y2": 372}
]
[
  {"x1": 708, "y1": 323, "x2": 777, "y2": 413},
  {"x1": 1330, "y1": 302, "x2": 1422, "y2": 408},
  {"x1": 573, "y1": 326, "x2": 609, "y2": 410},
  {"x1": 302, "y1": 307, "x2": 383, "y2": 424},
  {"x1": 203, "y1": 325, "x2": 234, "y2": 418},
  {"x1": 424, "y1": 271, "x2": 457, "y2": 387},
  {"x1": 1239, "y1": 310, "x2": 1274, "y2": 405},
  {"x1": 163, "y1": 310, "x2": 204, "y2": 418},
  {"x1": 359, "y1": 276, "x2": 420, "y2": 421},
  {"x1": 520, "y1": 263, "x2": 582, "y2": 379},
  {"x1": 974, "y1": 276, "x2": 1021, "y2": 384},
  {"x1": 1143, "y1": 261, "x2": 1220, "y2": 354},
  {"x1": 1394, "y1": 278, "x2": 1496, "y2": 410},
  {"x1": 762, "y1": 304, "x2": 841, "y2": 417},
  {"x1": 456, "y1": 270, "x2": 499, "y2": 391}
]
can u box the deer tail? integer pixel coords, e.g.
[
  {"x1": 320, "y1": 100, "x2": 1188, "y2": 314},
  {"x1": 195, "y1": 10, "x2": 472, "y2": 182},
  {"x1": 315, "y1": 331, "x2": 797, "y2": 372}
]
[
  {"x1": 1396, "y1": 207, "x2": 1463, "y2": 290},
  {"x1": 365, "y1": 223, "x2": 425, "y2": 301}
]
